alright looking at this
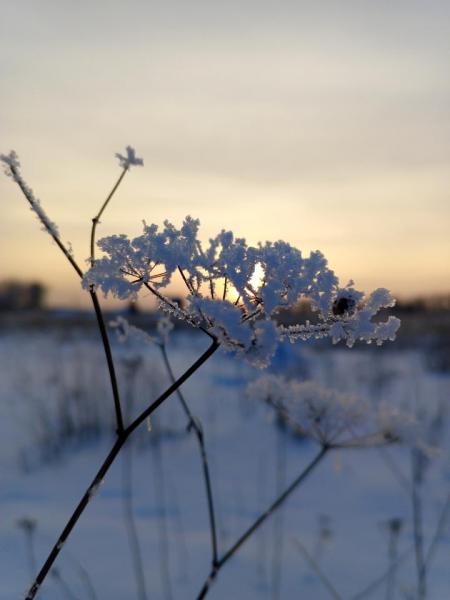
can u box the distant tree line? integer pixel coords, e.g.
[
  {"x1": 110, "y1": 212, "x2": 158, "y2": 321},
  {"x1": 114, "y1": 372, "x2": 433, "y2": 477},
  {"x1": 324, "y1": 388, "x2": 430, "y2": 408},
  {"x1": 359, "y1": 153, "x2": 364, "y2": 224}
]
[{"x1": 0, "y1": 280, "x2": 46, "y2": 311}]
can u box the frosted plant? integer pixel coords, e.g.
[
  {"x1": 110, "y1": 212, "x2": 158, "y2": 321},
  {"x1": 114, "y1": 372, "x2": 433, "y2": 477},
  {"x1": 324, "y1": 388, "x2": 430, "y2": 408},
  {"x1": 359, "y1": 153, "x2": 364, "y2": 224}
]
[
  {"x1": 111, "y1": 312, "x2": 220, "y2": 565},
  {"x1": 281, "y1": 285, "x2": 400, "y2": 347},
  {"x1": 247, "y1": 373, "x2": 438, "y2": 452},
  {"x1": 115, "y1": 146, "x2": 144, "y2": 169},
  {"x1": 83, "y1": 218, "x2": 400, "y2": 367},
  {"x1": 376, "y1": 402, "x2": 430, "y2": 452},
  {"x1": 111, "y1": 315, "x2": 174, "y2": 349},
  {"x1": 248, "y1": 375, "x2": 374, "y2": 447},
  {"x1": 1, "y1": 146, "x2": 403, "y2": 600}
]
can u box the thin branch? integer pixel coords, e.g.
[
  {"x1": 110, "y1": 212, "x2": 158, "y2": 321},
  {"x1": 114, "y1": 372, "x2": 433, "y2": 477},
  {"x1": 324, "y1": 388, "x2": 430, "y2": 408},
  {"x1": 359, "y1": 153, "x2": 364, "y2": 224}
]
[
  {"x1": 385, "y1": 520, "x2": 402, "y2": 600},
  {"x1": 150, "y1": 433, "x2": 174, "y2": 600},
  {"x1": 25, "y1": 437, "x2": 125, "y2": 599},
  {"x1": 159, "y1": 344, "x2": 219, "y2": 567},
  {"x1": 9, "y1": 165, "x2": 125, "y2": 433},
  {"x1": 411, "y1": 449, "x2": 426, "y2": 600},
  {"x1": 292, "y1": 537, "x2": 343, "y2": 600},
  {"x1": 350, "y1": 547, "x2": 413, "y2": 600},
  {"x1": 122, "y1": 370, "x2": 148, "y2": 600},
  {"x1": 25, "y1": 340, "x2": 219, "y2": 599},
  {"x1": 50, "y1": 568, "x2": 80, "y2": 600},
  {"x1": 271, "y1": 428, "x2": 287, "y2": 600},
  {"x1": 178, "y1": 266, "x2": 196, "y2": 295},
  {"x1": 10, "y1": 165, "x2": 83, "y2": 278},
  {"x1": 75, "y1": 565, "x2": 98, "y2": 600},
  {"x1": 125, "y1": 338, "x2": 219, "y2": 436},
  {"x1": 90, "y1": 166, "x2": 128, "y2": 265},
  {"x1": 424, "y1": 492, "x2": 450, "y2": 569},
  {"x1": 89, "y1": 290, "x2": 124, "y2": 433},
  {"x1": 377, "y1": 447, "x2": 411, "y2": 495},
  {"x1": 222, "y1": 276, "x2": 228, "y2": 301},
  {"x1": 196, "y1": 445, "x2": 329, "y2": 599}
]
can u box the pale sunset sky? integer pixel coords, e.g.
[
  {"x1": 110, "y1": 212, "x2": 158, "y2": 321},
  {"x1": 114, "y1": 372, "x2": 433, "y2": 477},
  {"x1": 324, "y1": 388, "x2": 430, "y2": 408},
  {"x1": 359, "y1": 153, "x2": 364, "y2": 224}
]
[{"x1": 1, "y1": 1, "x2": 449, "y2": 307}]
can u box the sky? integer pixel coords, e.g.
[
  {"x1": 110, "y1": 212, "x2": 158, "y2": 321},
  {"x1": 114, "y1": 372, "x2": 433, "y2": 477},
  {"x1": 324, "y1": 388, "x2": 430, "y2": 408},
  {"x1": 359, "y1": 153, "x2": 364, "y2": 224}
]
[{"x1": 1, "y1": 0, "x2": 449, "y2": 307}]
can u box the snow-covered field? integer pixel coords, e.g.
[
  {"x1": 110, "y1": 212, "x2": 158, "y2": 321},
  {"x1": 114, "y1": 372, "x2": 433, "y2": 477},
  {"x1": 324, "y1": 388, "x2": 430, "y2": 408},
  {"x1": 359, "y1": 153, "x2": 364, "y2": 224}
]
[{"x1": 0, "y1": 327, "x2": 449, "y2": 599}]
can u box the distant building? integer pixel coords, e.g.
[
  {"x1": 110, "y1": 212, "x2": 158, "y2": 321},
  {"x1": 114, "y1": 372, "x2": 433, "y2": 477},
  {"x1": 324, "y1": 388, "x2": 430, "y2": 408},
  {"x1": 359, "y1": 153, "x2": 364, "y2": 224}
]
[{"x1": 0, "y1": 281, "x2": 46, "y2": 311}]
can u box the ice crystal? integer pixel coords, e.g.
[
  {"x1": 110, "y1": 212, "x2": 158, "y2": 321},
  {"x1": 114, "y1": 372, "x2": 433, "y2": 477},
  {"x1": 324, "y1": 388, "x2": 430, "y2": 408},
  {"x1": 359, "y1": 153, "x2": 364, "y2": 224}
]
[{"x1": 84, "y1": 216, "x2": 400, "y2": 367}]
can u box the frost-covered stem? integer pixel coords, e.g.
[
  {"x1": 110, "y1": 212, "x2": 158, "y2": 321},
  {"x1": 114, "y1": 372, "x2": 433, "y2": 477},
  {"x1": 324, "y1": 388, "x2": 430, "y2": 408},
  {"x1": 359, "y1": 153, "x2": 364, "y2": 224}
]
[
  {"x1": 178, "y1": 266, "x2": 196, "y2": 295},
  {"x1": 90, "y1": 166, "x2": 128, "y2": 265},
  {"x1": 196, "y1": 445, "x2": 329, "y2": 599},
  {"x1": 143, "y1": 280, "x2": 215, "y2": 338},
  {"x1": 7, "y1": 165, "x2": 124, "y2": 433},
  {"x1": 411, "y1": 449, "x2": 426, "y2": 600},
  {"x1": 25, "y1": 437, "x2": 125, "y2": 600},
  {"x1": 10, "y1": 165, "x2": 83, "y2": 279},
  {"x1": 25, "y1": 340, "x2": 219, "y2": 599},
  {"x1": 143, "y1": 281, "x2": 180, "y2": 310},
  {"x1": 89, "y1": 290, "x2": 124, "y2": 433},
  {"x1": 159, "y1": 344, "x2": 219, "y2": 566}
]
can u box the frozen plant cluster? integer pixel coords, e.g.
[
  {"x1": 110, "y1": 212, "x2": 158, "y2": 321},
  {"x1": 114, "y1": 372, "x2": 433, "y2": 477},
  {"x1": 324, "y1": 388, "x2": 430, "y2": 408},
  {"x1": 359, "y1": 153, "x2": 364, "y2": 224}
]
[
  {"x1": 83, "y1": 217, "x2": 400, "y2": 367},
  {"x1": 110, "y1": 315, "x2": 174, "y2": 348},
  {"x1": 248, "y1": 374, "x2": 437, "y2": 450},
  {"x1": 247, "y1": 375, "x2": 367, "y2": 445}
]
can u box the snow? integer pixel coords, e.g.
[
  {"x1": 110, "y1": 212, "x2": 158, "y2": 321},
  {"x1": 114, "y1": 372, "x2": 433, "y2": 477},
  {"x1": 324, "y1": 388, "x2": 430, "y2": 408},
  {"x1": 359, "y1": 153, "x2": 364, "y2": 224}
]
[{"x1": 0, "y1": 328, "x2": 448, "y2": 599}]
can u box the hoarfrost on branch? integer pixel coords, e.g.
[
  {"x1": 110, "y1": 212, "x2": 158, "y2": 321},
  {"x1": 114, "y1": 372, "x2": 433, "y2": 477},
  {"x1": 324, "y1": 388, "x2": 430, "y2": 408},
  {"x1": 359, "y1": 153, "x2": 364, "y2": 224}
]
[{"x1": 83, "y1": 216, "x2": 400, "y2": 367}]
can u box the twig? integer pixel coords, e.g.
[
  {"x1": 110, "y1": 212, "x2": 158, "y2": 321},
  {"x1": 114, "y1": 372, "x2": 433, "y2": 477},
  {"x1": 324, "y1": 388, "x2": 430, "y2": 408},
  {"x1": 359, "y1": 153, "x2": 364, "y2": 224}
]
[
  {"x1": 25, "y1": 339, "x2": 219, "y2": 599},
  {"x1": 25, "y1": 438, "x2": 125, "y2": 600},
  {"x1": 50, "y1": 568, "x2": 80, "y2": 600},
  {"x1": 159, "y1": 344, "x2": 219, "y2": 567},
  {"x1": 75, "y1": 565, "x2": 98, "y2": 600},
  {"x1": 151, "y1": 432, "x2": 173, "y2": 600},
  {"x1": 411, "y1": 449, "x2": 426, "y2": 600},
  {"x1": 90, "y1": 166, "x2": 128, "y2": 265},
  {"x1": 377, "y1": 447, "x2": 411, "y2": 495},
  {"x1": 121, "y1": 365, "x2": 148, "y2": 600},
  {"x1": 195, "y1": 445, "x2": 329, "y2": 599},
  {"x1": 350, "y1": 547, "x2": 413, "y2": 600},
  {"x1": 271, "y1": 427, "x2": 286, "y2": 600},
  {"x1": 385, "y1": 519, "x2": 402, "y2": 600},
  {"x1": 9, "y1": 164, "x2": 125, "y2": 434},
  {"x1": 89, "y1": 289, "x2": 124, "y2": 433},
  {"x1": 10, "y1": 165, "x2": 83, "y2": 280},
  {"x1": 125, "y1": 339, "x2": 219, "y2": 437},
  {"x1": 292, "y1": 537, "x2": 343, "y2": 600},
  {"x1": 424, "y1": 492, "x2": 450, "y2": 570}
]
